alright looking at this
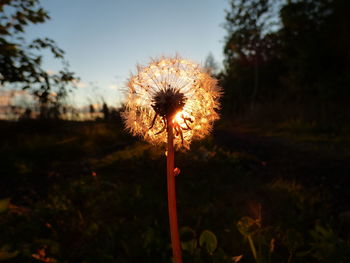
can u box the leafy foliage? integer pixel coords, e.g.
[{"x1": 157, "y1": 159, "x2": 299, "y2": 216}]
[
  {"x1": 0, "y1": 0, "x2": 78, "y2": 119},
  {"x1": 221, "y1": 0, "x2": 350, "y2": 125}
]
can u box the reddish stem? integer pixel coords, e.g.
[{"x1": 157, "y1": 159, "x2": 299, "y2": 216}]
[{"x1": 166, "y1": 118, "x2": 182, "y2": 263}]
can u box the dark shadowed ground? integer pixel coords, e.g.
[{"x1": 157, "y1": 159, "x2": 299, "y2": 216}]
[
  {"x1": 214, "y1": 127, "x2": 350, "y2": 212},
  {"x1": 1, "y1": 120, "x2": 350, "y2": 262}
]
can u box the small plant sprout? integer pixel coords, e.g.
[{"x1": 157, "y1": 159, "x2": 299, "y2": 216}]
[{"x1": 122, "y1": 56, "x2": 221, "y2": 263}]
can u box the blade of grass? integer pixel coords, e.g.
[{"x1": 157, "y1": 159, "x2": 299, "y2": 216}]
[{"x1": 248, "y1": 235, "x2": 258, "y2": 263}]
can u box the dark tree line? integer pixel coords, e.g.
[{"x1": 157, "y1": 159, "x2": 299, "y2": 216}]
[{"x1": 221, "y1": 0, "x2": 350, "y2": 125}]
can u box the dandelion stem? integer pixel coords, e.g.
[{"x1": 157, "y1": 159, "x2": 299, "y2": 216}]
[{"x1": 166, "y1": 118, "x2": 182, "y2": 263}]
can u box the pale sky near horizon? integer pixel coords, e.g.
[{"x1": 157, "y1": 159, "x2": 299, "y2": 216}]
[{"x1": 25, "y1": 0, "x2": 229, "y2": 107}]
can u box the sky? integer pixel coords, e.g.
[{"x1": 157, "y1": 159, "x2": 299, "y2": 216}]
[{"x1": 25, "y1": 0, "x2": 229, "y2": 107}]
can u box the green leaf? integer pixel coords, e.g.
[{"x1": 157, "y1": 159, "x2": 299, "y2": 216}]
[
  {"x1": 0, "y1": 245, "x2": 18, "y2": 261},
  {"x1": 237, "y1": 216, "x2": 259, "y2": 237},
  {"x1": 199, "y1": 230, "x2": 217, "y2": 254},
  {"x1": 180, "y1": 226, "x2": 197, "y2": 254},
  {"x1": 0, "y1": 198, "x2": 10, "y2": 213}
]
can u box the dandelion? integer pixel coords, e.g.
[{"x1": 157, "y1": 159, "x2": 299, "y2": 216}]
[
  {"x1": 122, "y1": 56, "x2": 221, "y2": 263},
  {"x1": 122, "y1": 56, "x2": 221, "y2": 149}
]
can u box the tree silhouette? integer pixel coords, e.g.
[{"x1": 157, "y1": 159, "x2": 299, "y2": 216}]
[
  {"x1": 0, "y1": 0, "x2": 78, "y2": 119},
  {"x1": 221, "y1": 0, "x2": 350, "y2": 124},
  {"x1": 204, "y1": 52, "x2": 218, "y2": 76},
  {"x1": 101, "y1": 102, "x2": 110, "y2": 121}
]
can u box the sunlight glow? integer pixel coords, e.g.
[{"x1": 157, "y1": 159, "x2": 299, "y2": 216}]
[{"x1": 122, "y1": 56, "x2": 221, "y2": 149}]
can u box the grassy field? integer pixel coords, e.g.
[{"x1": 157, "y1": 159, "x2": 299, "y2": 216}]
[{"x1": 1, "y1": 119, "x2": 349, "y2": 262}]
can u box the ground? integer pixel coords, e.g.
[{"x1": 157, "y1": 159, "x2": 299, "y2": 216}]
[
  {"x1": 214, "y1": 126, "x2": 350, "y2": 211},
  {"x1": 0, "y1": 119, "x2": 349, "y2": 262}
]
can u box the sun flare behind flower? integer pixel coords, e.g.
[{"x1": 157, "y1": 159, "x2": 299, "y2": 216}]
[{"x1": 122, "y1": 56, "x2": 221, "y2": 149}]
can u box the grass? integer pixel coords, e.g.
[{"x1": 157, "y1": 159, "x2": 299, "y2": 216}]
[{"x1": 0, "y1": 119, "x2": 349, "y2": 262}]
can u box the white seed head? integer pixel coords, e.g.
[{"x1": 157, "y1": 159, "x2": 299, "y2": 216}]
[{"x1": 122, "y1": 56, "x2": 222, "y2": 149}]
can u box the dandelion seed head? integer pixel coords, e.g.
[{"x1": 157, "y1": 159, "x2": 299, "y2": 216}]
[{"x1": 122, "y1": 56, "x2": 222, "y2": 149}]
